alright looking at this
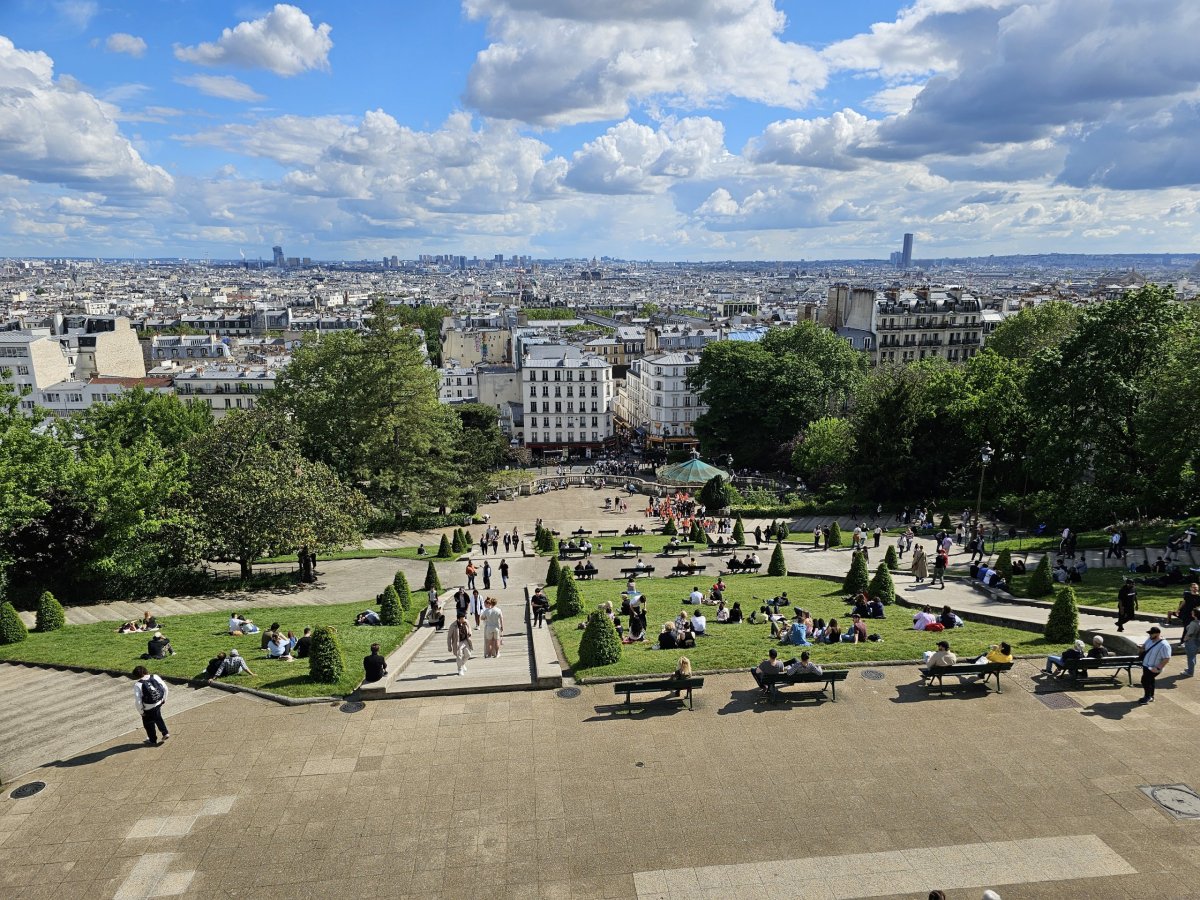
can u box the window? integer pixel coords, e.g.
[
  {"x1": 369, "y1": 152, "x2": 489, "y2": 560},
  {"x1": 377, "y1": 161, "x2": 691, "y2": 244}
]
[
  {"x1": 566, "y1": 386, "x2": 573, "y2": 397},
  {"x1": 16, "y1": 365, "x2": 29, "y2": 376},
  {"x1": 530, "y1": 385, "x2": 537, "y2": 397},
  {"x1": 554, "y1": 387, "x2": 561, "y2": 397},
  {"x1": 224, "y1": 398, "x2": 231, "y2": 408},
  {"x1": 555, "y1": 402, "x2": 562, "y2": 413},
  {"x1": 541, "y1": 402, "x2": 549, "y2": 413},
  {"x1": 540, "y1": 371, "x2": 547, "y2": 381},
  {"x1": 567, "y1": 432, "x2": 574, "y2": 442},
  {"x1": 567, "y1": 402, "x2": 574, "y2": 413},
  {"x1": 591, "y1": 385, "x2": 598, "y2": 397},
  {"x1": 591, "y1": 416, "x2": 598, "y2": 427},
  {"x1": 554, "y1": 371, "x2": 561, "y2": 381},
  {"x1": 542, "y1": 385, "x2": 548, "y2": 397},
  {"x1": 591, "y1": 370, "x2": 598, "y2": 381}
]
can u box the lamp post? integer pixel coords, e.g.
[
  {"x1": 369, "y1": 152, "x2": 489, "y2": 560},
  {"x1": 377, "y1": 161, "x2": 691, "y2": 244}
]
[{"x1": 974, "y1": 442, "x2": 994, "y2": 533}]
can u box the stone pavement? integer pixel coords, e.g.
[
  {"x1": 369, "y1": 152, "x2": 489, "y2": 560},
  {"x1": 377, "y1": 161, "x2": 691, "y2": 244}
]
[{"x1": 5, "y1": 657, "x2": 1200, "y2": 898}]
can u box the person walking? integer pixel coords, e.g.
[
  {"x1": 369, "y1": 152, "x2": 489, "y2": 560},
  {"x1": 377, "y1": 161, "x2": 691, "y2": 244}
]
[
  {"x1": 482, "y1": 597, "x2": 504, "y2": 658},
  {"x1": 873, "y1": 525, "x2": 882, "y2": 548},
  {"x1": 1139, "y1": 626, "x2": 1171, "y2": 704},
  {"x1": 469, "y1": 589, "x2": 486, "y2": 627},
  {"x1": 911, "y1": 544, "x2": 929, "y2": 583},
  {"x1": 132, "y1": 665, "x2": 169, "y2": 746},
  {"x1": 499, "y1": 558, "x2": 509, "y2": 589},
  {"x1": 1183, "y1": 609, "x2": 1200, "y2": 677},
  {"x1": 1116, "y1": 578, "x2": 1138, "y2": 632},
  {"x1": 482, "y1": 560, "x2": 492, "y2": 590},
  {"x1": 448, "y1": 613, "x2": 473, "y2": 676},
  {"x1": 465, "y1": 559, "x2": 477, "y2": 590},
  {"x1": 932, "y1": 548, "x2": 948, "y2": 588}
]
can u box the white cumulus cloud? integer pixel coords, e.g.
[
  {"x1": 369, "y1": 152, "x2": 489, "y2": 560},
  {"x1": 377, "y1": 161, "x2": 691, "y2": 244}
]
[
  {"x1": 463, "y1": 0, "x2": 826, "y2": 125},
  {"x1": 174, "y1": 4, "x2": 333, "y2": 77},
  {"x1": 176, "y1": 74, "x2": 266, "y2": 103},
  {"x1": 564, "y1": 117, "x2": 728, "y2": 194},
  {"x1": 105, "y1": 33, "x2": 148, "y2": 58}
]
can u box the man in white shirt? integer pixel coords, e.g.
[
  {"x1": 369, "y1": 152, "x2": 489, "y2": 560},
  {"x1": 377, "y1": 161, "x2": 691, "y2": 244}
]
[
  {"x1": 1139, "y1": 626, "x2": 1172, "y2": 704},
  {"x1": 690, "y1": 610, "x2": 707, "y2": 636},
  {"x1": 689, "y1": 586, "x2": 704, "y2": 605},
  {"x1": 132, "y1": 665, "x2": 169, "y2": 746}
]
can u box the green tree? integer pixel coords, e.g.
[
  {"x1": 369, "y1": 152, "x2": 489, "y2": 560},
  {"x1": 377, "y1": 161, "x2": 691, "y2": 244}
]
[
  {"x1": 699, "y1": 475, "x2": 731, "y2": 511},
  {"x1": 791, "y1": 416, "x2": 854, "y2": 488},
  {"x1": 767, "y1": 542, "x2": 787, "y2": 577},
  {"x1": 939, "y1": 513, "x2": 952, "y2": 530},
  {"x1": 74, "y1": 387, "x2": 212, "y2": 453},
  {"x1": 842, "y1": 551, "x2": 870, "y2": 595},
  {"x1": 0, "y1": 601, "x2": 28, "y2": 644},
  {"x1": 437, "y1": 534, "x2": 453, "y2": 558},
  {"x1": 556, "y1": 569, "x2": 582, "y2": 617},
  {"x1": 1045, "y1": 585, "x2": 1080, "y2": 643},
  {"x1": 662, "y1": 518, "x2": 677, "y2": 536},
  {"x1": 689, "y1": 520, "x2": 706, "y2": 544},
  {"x1": 994, "y1": 549, "x2": 1013, "y2": 583},
  {"x1": 867, "y1": 562, "x2": 895, "y2": 604},
  {"x1": 1027, "y1": 555, "x2": 1053, "y2": 597},
  {"x1": 545, "y1": 556, "x2": 561, "y2": 587},
  {"x1": 35, "y1": 590, "x2": 65, "y2": 632},
  {"x1": 578, "y1": 610, "x2": 621, "y2": 669},
  {"x1": 828, "y1": 521, "x2": 843, "y2": 547},
  {"x1": 267, "y1": 300, "x2": 464, "y2": 517},
  {"x1": 423, "y1": 559, "x2": 441, "y2": 592},
  {"x1": 455, "y1": 404, "x2": 508, "y2": 507},
  {"x1": 189, "y1": 409, "x2": 371, "y2": 578},
  {"x1": 732, "y1": 516, "x2": 745, "y2": 545},
  {"x1": 392, "y1": 570, "x2": 411, "y2": 611},
  {"x1": 986, "y1": 300, "x2": 1081, "y2": 361},
  {"x1": 379, "y1": 585, "x2": 402, "y2": 626},
  {"x1": 689, "y1": 322, "x2": 866, "y2": 469},
  {"x1": 308, "y1": 624, "x2": 344, "y2": 683},
  {"x1": 884, "y1": 544, "x2": 899, "y2": 570},
  {"x1": 451, "y1": 529, "x2": 466, "y2": 554},
  {"x1": 463, "y1": 528, "x2": 473, "y2": 548}
]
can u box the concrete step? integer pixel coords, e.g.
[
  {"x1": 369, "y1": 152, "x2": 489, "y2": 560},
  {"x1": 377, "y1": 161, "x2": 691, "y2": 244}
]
[{"x1": 0, "y1": 663, "x2": 221, "y2": 785}]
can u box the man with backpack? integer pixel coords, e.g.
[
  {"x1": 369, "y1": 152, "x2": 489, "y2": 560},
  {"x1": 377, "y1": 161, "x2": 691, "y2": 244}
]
[{"x1": 132, "y1": 665, "x2": 169, "y2": 746}]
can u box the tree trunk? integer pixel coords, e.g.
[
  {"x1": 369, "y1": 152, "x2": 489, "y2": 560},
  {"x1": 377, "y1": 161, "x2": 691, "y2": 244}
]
[{"x1": 240, "y1": 558, "x2": 252, "y2": 579}]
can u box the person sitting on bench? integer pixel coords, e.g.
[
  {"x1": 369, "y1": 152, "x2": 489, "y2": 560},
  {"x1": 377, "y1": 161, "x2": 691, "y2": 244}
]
[
  {"x1": 751, "y1": 648, "x2": 785, "y2": 693},
  {"x1": 1044, "y1": 639, "x2": 1085, "y2": 675},
  {"x1": 784, "y1": 650, "x2": 822, "y2": 676},
  {"x1": 973, "y1": 642, "x2": 1013, "y2": 665},
  {"x1": 1086, "y1": 635, "x2": 1110, "y2": 659},
  {"x1": 924, "y1": 640, "x2": 957, "y2": 669},
  {"x1": 574, "y1": 561, "x2": 586, "y2": 575},
  {"x1": 668, "y1": 657, "x2": 693, "y2": 697},
  {"x1": 634, "y1": 558, "x2": 648, "y2": 571}
]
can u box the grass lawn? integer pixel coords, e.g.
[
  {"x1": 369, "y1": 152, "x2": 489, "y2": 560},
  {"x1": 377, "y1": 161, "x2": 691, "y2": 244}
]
[
  {"x1": 551, "y1": 574, "x2": 1054, "y2": 679},
  {"x1": 0, "y1": 600, "x2": 418, "y2": 699},
  {"x1": 541, "y1": 532, "x2": 751, "y2": 557},
  {"x1": 987, "y1": 516, "x2": 1200, "y2": 554},
  {"x1": 256, "y1": 546, "x2": 428, "y2": 564},
  {"x1": 1009, "y1": 568, "x2": 1190, "y2": 616}
]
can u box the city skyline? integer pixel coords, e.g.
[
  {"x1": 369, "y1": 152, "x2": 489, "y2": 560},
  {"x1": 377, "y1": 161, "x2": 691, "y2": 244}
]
[{"x1": 2, "y1": 1, "x2": 1199, "y2": 261}]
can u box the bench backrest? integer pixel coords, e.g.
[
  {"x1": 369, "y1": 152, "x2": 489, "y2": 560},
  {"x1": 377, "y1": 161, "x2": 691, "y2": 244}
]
[
  {"x1": 615, "y1": 677, "x2": 705, "y2": 691},
  {"x1": 926, "y1": 662, "x2": 1013, "y2": 674},
  {"x1": 1069, "y1": 655, "x2": 1139, "y2": 668}
]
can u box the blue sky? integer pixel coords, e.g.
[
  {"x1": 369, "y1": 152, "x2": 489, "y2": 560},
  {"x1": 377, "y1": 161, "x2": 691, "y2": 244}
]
[{"x1": 1, "y1": 1, "x2": 1199, "y2": 260}]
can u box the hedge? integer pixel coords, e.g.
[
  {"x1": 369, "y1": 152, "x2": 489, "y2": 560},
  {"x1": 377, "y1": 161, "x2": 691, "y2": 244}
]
[
  {"x1": 308, "y1": 624, "x2": 344, "y2": 683},
  {"x1": 35, "y1": 591, "x2": 66, "y2": 632},
  {"x1": 379, "y1": 585, "x2": 402, "y2": 626},
  {"x1": 1045, "y1": 585, "x2": 1079, "y2": 643},
  {"x1": 0, "y1": 601, "x2": 28, "y2": 645},
  {"x1": 578, "y1": 610, "x2": 622, "y2": 669},
  {"x1": 842, "y1": 551, "x2": 870, "y2": 595}
]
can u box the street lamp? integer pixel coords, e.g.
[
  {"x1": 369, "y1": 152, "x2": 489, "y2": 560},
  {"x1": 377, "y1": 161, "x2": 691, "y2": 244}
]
[{"x1": 973, "y1": 442, "x2": 994, "y2": 532}]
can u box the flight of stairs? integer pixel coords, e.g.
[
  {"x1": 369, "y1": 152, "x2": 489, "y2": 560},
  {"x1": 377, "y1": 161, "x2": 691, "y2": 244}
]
[{"x1": 0, "y1": 663, "x2": 220, "y2": 785}]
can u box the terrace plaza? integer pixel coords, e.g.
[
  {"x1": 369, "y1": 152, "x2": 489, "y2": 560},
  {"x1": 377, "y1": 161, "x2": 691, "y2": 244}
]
[{"x1": 2, "y1": 488, "x2": 1199, "y2": 899}]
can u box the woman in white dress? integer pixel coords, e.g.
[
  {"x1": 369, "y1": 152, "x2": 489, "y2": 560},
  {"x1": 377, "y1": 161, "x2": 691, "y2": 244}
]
[{"x1": 482, "y1": 597, "x2": 504, "y2": 658}]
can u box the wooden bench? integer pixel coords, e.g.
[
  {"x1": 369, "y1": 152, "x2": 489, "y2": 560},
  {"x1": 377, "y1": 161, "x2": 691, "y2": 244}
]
[
  {"x1": 624, "y1": 527, "x2": 647, "y2": 536},
  {"x1": 670, "y1": 564, "x2": 707, "y2": 577},
  {"x1": 722, "y1": 562, "x2": 763, "y2": 575},
  {"x1": 558, "y1": 548, "x2": 589, "y2": 560},
  {"x1": 919, "y1": 662, "x2": 1013, "y2": 694},
  {"x1": 620, "y1": 566, "x2": 655, "y2": 578},
  {"x1": 1061, "y1": 655, "x2": 1139, "y2": 686},
  {"x1": 598, "y1": 529, "x2": 619, "y2": 537},
  {"x1": 610, "y1": 545, "x2": 643, "y2": 557},
  {"x1": 661, "y1": 544, "x2": 696, "y2": 556},
  {"x1": 705, "y1": 545, "x2": 734, "y2": 556},
  {"x1": 571, "y1": 567, "x2": 599, "y2": 580},
  {"x1": 613, "y1": 676, "x2": 705, "y2": 711},
  {"x1": 572, "y1": 529, "x2": 593, "y2": 537},
  {"x1": 757, "y1": 669, "x2": 849, "y2": 702}
]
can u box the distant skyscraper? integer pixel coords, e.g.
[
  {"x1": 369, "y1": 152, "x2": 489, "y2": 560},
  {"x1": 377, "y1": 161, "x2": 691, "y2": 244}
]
[
  {"x1": 901, "y1": 233, "x2": 913, "y2": 269},
  {"x1": 272, "y1": 245, "x2": 284, "y2": 267}
]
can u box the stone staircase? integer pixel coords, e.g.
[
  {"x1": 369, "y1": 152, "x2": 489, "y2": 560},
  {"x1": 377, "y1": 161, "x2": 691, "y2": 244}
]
[{"x1": 0, "y1": 663, "x2": 220, "y2": 786}]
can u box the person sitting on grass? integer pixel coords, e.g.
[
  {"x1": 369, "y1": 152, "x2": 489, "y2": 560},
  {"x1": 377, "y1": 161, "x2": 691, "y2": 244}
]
[
  {"x1": 229, "y1": 613, "x2": 259, "y2": 635},
  {"x1": 1044, "y1": 639, "x2": 1085, "y2": 676},
  {"x1": 204, "y1": 651, "x2": 228, "y2": 680},
  {"x1": 715, "y1": 600, "x2": 730, "y2": 623},
  {"x1": 626, "y1": 610, "x2": 646, "y2": 642},
  {"x1": 146, "y1": 631, "x2": 174, "y2": 660},
  {"x1": 659, "y1": 621, "x2": 679, "y2": 650},
  {"x1": 727, "y1": 601, "x2": 744, "y2": 624},
  {"x1": 781, "y1": 609, "x2": 810, "y2": 646},
  {"x1": 821, "y1": 618, "x2": 842, "y2": 644},
  {"x1": 689, "y1": 585, "x2": 704, "y2": 605},
  {"x1": 267, "y1": 630, "x2": 293, "y2": 660},
  {"x1": 850, "y1": 592, "x2": 870, "y2": 620},
  {"x1": 751, "y1": 648, "x2": 784, "y2": 693},
  {"x1": 913, "y1": 605, "x2": 938, "y2": 631},
  {"x1": 117, "y1": 620, "x2": 145, "y2": 634},
  {"x1": 355, "y1": 609, "x2": 382, "y2": 626},
  {"x1": 845, "y1": 614, "x2": 868, "y2": 644},
  {"x1": 674, "y1": 609, "x2": 690, "y2": 633},
  {"x1": 690, "y1": 608, "x2": 707, "y2": 636},
  {"x1": 261, "y1": 622, "x2": 281, "y2": 650},
  {"x1": 293, "y1": 627, "x2": 312, "y2": 658},
  {"x1": 867, "y1": 597, "x2": 886, "y2": 619},
  {"x1": 939, "y1": 605, "x2": 963, "y2": 629},
  {"x1": 141, "y1": 611, "x2": 159, "y2": 630},
  {"x1": 211, "y1": 649, "x2": 257, "y2": 679}
]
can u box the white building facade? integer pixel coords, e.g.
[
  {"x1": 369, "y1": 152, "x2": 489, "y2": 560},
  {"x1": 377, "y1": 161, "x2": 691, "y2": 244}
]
[
  {"x1": 615, "y1": 351, "x2": 707, "y2": 448},
  {"x1": 520, "y1": 344, "x2": 614, "y2": 456}
]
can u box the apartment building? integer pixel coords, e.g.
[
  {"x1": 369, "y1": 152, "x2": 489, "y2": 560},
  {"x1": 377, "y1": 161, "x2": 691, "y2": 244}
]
[
  {"x1": 520, "y1": 344, "x2": 614, "y2": 455},
  {"x1": 873, "y1": 288, "x2": 985, "y2": 364},
  {"x1": 438, "y1": 362, "x2": 478, "y2": 404},
  {"x1": 615, "y1": 351, "x2": 707, "y2": 448},
  {"x1": 167, "y1": 363, "x2": 278, "y2": 418}
]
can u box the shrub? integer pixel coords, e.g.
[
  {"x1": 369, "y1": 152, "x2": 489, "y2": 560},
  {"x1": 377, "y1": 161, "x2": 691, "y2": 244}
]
[
  {"x1": 767, "y1": 542, "x2": 787, "y2": 577},
  {"x1": 392, "y1": 570, "x2": 411, "y2": 611},
  {"x1": 868, "y1": 562, "x2": 896, "y2": 604},
  {"x1": 994, "y1": 549, "x2": 1013, "y2": 583},
  {"x1": 451, "y1": 529, "x2": 465, "y2": 554},
  {"x1": 1027, "y1": 555, "x2": 1053, "y2": 597},
  {"x1": 699, "y1": 474, "x2": 731, "y2": 511},
  {"x1": 379, "y1": 585, "x2": 402, "y2": 626},
  {"x1": 545, "y1": 556, "x2": 561, "y2": 587},
  {"x1": 828, "y1": 521, "x2": 843, "y2": 547},
  {"x1": 308, "y1": 624, "x2": 344, "y2": 683},
  {"x1": 423, "y1": 559, "x2": 441, "y2": 593},
  {"x1": 842, "y1": 551, "x2": 870, "y2": 595},
  {"x1": 690, "y1": 520, "x2": 706, "y2": 544},
  {"x1": 777, "y1": 519, "x2": 790, "y2": 540},
  {"x1": 463, "y1": 529, "x2": 473, "y2": 548},
  {"x1": 0, "y1": 601, "x2": 28, "y2": 645},
  {"x1": 556, "y1": 569, "x2": 583, "y2": 617},
  {"x1": 884, "y1": 545, "x2": 899, "y2": 570},
  {"x1": 437, "y1": 534, "x2": 453, "y2": 558},
  {"x1": 732, "y1": 517, "x2": 745, "y2": 545},
  {"x1": 940, "y1": 513, "x2": 952, "y2": 530},
  {"x1": 662, "y1": 517, "x2": 678, "y2": 536},
  {"x1": 536, "y1": 525, "x2": 556, "y2": 554},
  {"x1": 1045, "y1": 585, "x2": 1079, "y2": 643},
  {"x1": 578, "y1": 610, "x2": 622, "y2": 669},
  {"x1": 35, "y1": 591, "x2": 66, "y2": 632}
]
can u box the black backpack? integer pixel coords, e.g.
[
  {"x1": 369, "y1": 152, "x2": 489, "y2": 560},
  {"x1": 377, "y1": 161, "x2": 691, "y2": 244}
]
[{"x1": 141, "y1": 676, "x2": 164, "y2": 706}]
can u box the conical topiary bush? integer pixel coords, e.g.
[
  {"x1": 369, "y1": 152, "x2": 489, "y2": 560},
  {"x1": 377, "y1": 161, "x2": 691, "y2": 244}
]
[
  {"x1": 556, "y1": 569, "x2": 582, "y2": 617},
  {"x1": 423, "y1": 559, "x2": 442, "y2": 592},
  {"x1": 0, "y1": 601, "x2": 28, "y2": 645},
  {"x1": 767, "y1": 542, "x2": 787, "y2": 577},
  {"x1": 732, "y1": 517, "x2": 745, "y2": 545},
  {"x1": 437, "y1": 534, "x2": 453, "y2": 558},
  {"x1": 994, "y1": 548, "x2": 1013, "y2": 583},
  {"x1": 578, "y1": 610, "x2": 622, "y2": 669},
  {"x1": 463, "y1": 529, "x2": 473, "y2": 548},
  {"x1": 940, "y1": 513, "x2": 952, "y2": 530},
  {"x1": 842, "y1": 551, "x2": 870, "y2": 595},
  {"x1": 1045, "y1": 585, "x2": 1079, "y2": 643},
  {"x1": 1027, "y1": 555, "x2": 1053, "y2": 597},
  {"x1": 828, "y1": 520, "x2": 843, "y2": 547},
  {"x1": 35, "y1": 590, "x2": 66, "y2": 632},
  {"x1": 380, "y1": 585, "x2": 402, "y2": 626},
  {"x1": 308, "y1": 624, "x2": 344, "y2": 683},
  {"x1": 392, "y1": 570, "x2": 411, "y2": 611},
  {"x1": 884, "y1": 544, "x2": 899, "y2": 570},
  {"x1": 451, "y1": 529, "x2": 465, "y2": 554},
  {"x1": 867, "y1": 562, "x2": 895, "y2": 604},
  {"x1": 545, "y1": 556, "x2": 561, "y2": 587},
  {"x1": 662, "y1": 517, "x2": 677, "y2": 536}
]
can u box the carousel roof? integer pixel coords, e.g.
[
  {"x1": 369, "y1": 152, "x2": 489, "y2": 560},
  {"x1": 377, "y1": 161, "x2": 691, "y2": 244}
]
[{"x1": 655, "y1": 452, "x2": 728, "y2": 486}]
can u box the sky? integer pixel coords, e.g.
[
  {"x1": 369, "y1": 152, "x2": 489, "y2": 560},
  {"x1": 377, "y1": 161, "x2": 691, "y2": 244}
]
[{"x1": 1, "y1": 0, "x2": 1199, "y2": 261}]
